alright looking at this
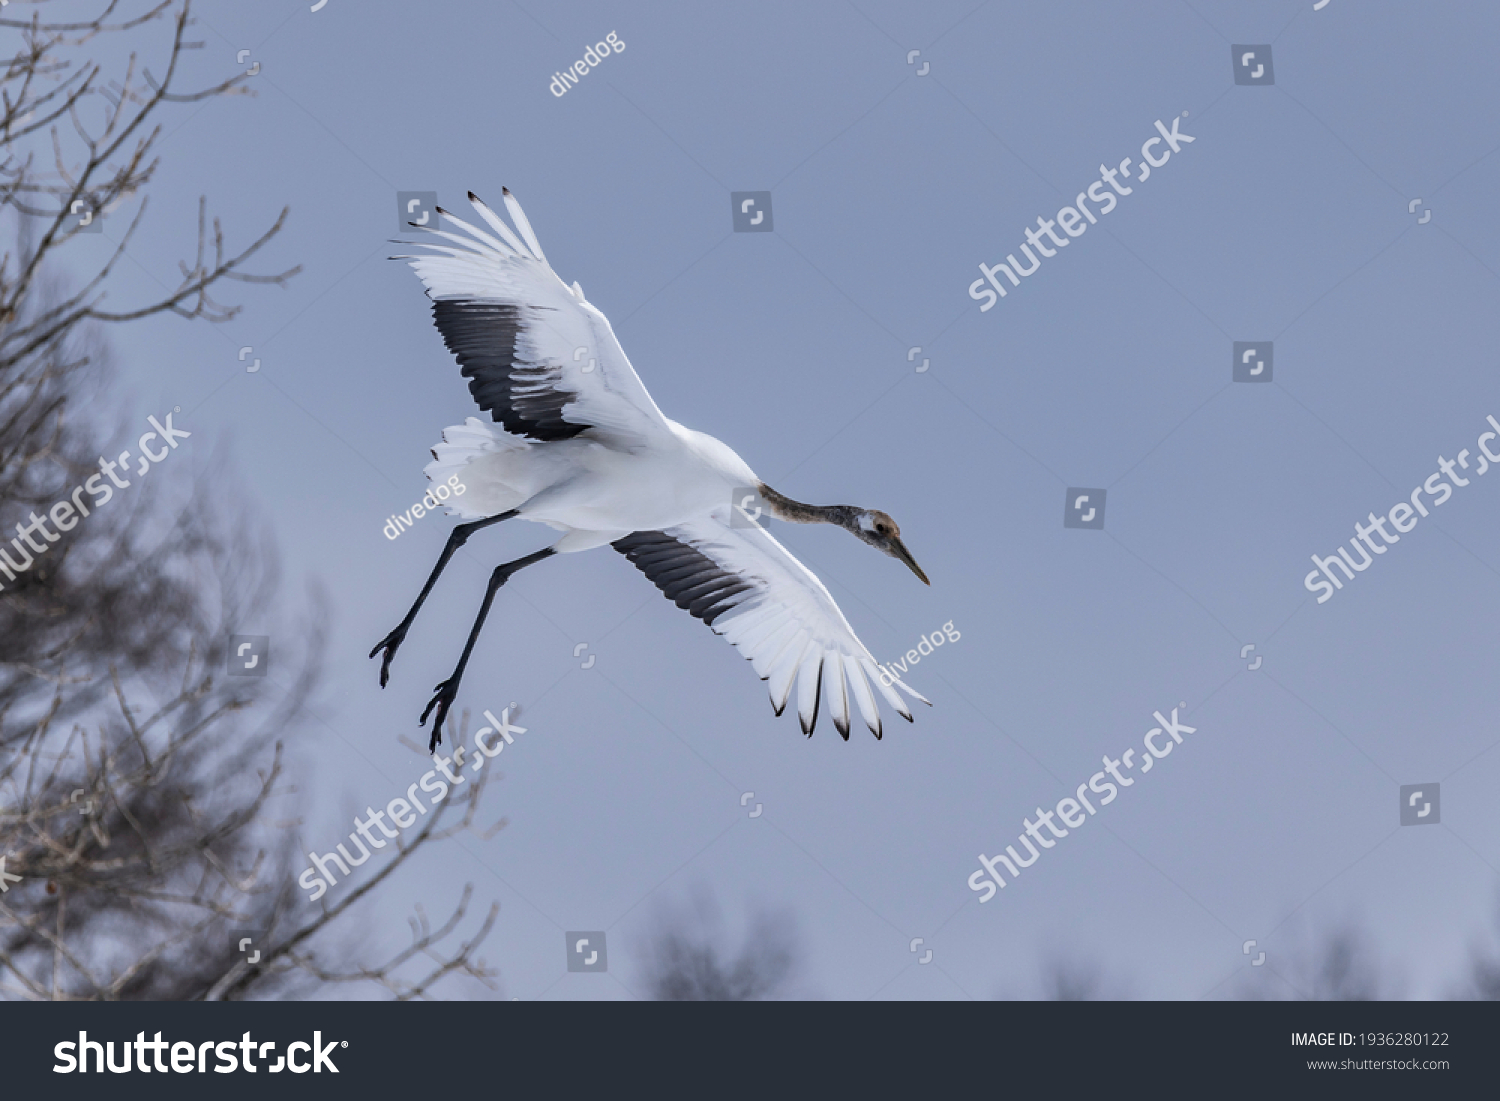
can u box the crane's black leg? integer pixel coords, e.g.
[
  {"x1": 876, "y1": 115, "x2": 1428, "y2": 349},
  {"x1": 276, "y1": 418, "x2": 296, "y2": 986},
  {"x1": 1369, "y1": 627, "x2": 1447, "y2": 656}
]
[
  {"x1": 370, "y1": 510, "x2": 519, "y2": 687},
  {"x1": 420, "y1": 546, "x2": 555, "y2": 750}
]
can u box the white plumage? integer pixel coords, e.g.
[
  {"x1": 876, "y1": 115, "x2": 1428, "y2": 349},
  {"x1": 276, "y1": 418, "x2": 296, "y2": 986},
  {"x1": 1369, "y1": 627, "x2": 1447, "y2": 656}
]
[{"x1": 375, "y1": 190, "x2": 930, "y2": 746}]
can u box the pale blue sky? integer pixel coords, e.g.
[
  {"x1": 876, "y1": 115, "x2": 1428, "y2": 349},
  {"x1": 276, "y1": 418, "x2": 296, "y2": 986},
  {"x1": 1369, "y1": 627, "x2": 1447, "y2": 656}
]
[{"x1": 44, "y1": 0, "x2": 1500, "y2": 998}]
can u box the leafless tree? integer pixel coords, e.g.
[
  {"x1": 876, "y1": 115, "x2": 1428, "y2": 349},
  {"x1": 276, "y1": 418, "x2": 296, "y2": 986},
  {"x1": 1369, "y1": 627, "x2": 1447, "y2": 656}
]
[
  {"x1": 1038, "y1": 956, "x2": 1131, "y2": 1001},
  {"x1": 993, "y1": 925, "x2": 1397, "y2": 1001},
  {"x1": 633, "y1": 888, "x2": 804, "y2": 1000},
  {"x1": 989, "y1": 952, "x2": 1131, "y2": 1001},
  {"x1": 1224, "y1": 923, "x2": 1393, "y2": 1001},
  {"x1": 1453, "y1": 892, "x2": 1500, "y2": 1000},
  {"x1": 0, "y1": 0, "x2": 501, "y2": 1000}
]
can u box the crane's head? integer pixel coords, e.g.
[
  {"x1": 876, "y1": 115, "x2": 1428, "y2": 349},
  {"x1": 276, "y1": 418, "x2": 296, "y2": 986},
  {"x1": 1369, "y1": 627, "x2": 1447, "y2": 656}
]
[
  {"x1": 754, "y1": 484, "x2": 930, "y2": 585},
  {"x1": 853, "y1": 510, "x2": 929, "y2": 585}
]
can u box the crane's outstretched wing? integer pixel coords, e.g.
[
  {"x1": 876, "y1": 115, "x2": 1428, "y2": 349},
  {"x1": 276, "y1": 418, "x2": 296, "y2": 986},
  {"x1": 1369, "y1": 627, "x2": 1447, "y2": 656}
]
[
  {"x1": 396, "y1": 190, "x2": 674, "y2": 449},
  {"x1": 614, "y1": 509, "x2": 930, "y2": 739}
]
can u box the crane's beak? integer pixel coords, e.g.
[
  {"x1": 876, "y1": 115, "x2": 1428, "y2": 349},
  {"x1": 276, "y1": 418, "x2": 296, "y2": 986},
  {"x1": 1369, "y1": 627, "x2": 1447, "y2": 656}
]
[{"x1": 891, "y1": 537, "x2": 929, "y2": 586}]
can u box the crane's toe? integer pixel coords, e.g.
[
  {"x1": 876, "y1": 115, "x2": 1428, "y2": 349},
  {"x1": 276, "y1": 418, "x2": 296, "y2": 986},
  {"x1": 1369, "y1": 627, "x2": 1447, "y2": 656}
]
[
  {"x1": 419, "y1": 678, "x2": 458, "y2": 751},
  {"x1": 369, "y1": 625, "x2": 409, "y2": 688}
]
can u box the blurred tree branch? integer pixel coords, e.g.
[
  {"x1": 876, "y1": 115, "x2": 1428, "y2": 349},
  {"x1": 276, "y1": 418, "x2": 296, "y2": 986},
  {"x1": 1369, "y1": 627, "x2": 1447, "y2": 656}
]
[
  {"x1": 635, "y1": 888, "x2": 802, "y2": 1001},
  {"x1": 0, "y1": 1, "x2": 498, "y2": 1001}
]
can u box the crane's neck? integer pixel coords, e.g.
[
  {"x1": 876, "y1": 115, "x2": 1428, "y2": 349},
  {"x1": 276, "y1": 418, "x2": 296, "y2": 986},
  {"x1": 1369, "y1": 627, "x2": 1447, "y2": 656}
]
[{"x1": 757, "y1": 484, "x2": 859, "y2": 531}]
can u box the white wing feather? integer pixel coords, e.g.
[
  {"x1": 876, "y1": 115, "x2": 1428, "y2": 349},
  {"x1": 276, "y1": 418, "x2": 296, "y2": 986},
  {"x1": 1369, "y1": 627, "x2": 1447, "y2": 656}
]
[
  {"x1": 396, "y1": 191, "x2": 674, "y2": 449},
  {"x1": 616, "y1": 508, "x2": 928, "y2": 738}
]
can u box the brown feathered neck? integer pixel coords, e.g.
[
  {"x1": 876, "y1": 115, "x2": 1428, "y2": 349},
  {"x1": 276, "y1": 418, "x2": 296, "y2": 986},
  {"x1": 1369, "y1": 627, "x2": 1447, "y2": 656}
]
[{"x1": 757, "y1": 483, "x2": 860, "y2": 530}]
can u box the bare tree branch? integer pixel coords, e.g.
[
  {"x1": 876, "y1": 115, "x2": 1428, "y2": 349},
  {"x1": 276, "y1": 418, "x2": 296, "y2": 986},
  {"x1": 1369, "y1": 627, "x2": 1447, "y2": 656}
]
[{"x1": 0, "y1": 2, "x2": 500, "y2": 1003}]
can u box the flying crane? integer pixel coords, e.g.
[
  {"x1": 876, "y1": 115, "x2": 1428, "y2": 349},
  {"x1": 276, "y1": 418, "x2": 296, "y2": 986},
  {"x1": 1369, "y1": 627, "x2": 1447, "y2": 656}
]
[{"x1": 372, "y1": 190, "x2": 930, "y2": 750}]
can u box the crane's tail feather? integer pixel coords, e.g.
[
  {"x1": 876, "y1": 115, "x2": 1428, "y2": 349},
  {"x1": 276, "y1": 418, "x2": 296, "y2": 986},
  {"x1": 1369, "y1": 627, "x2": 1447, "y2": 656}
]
[{"x1": 424, "y1": 416, "x2": 533, "y2": 519}]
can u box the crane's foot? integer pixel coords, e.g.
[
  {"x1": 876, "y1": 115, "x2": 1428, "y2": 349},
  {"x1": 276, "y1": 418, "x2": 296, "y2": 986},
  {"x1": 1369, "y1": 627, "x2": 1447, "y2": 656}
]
[
  {"x1": 369, "y1": 625, "x2": 409, "y2": 688},
  {"x1": 419, "y1": 677, "x2": 460, "y2": 751}
]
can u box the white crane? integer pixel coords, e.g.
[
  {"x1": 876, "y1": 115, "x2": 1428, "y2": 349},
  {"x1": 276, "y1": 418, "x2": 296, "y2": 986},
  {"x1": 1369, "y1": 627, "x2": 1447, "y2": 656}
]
[{"x1": 372, "y1": 190, "x2": 931, "y2": 751}]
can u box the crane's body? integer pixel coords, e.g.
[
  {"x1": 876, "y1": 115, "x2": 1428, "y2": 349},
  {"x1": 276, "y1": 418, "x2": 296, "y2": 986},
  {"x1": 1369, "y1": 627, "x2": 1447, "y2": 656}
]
[
  {"x1": 373, "y1": 189, "x2": 930, "y2": 750},
  {"x1": 430, "y1": 416, "x2": 758, "y2": 554}
]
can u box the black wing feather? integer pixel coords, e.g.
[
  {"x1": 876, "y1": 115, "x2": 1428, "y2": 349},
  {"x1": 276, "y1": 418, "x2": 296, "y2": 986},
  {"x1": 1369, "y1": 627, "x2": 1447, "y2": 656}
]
[
  {"x1": 430, "y1": 299, "x2": 589, "y2": 441},
  {"x1": 613, "y1": 531, "x2": 760, "y2": 627}
]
